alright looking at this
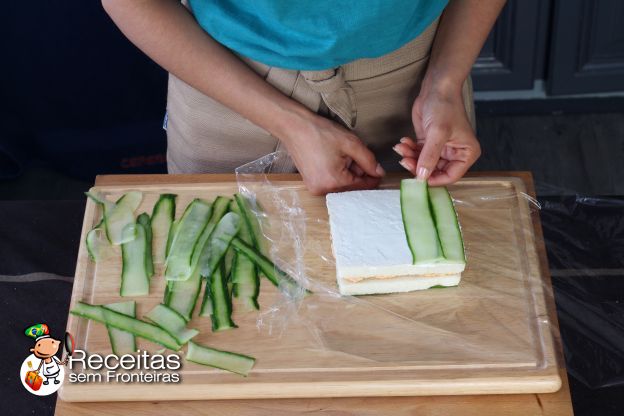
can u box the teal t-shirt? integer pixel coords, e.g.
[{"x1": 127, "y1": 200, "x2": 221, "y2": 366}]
[{"x1": 188, "y1": 0, "x2": 448, "y2": 70}]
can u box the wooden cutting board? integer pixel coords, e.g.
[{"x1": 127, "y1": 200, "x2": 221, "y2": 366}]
[{"x1": 60, "y1": 175, "x2": 561, "y2": 402}]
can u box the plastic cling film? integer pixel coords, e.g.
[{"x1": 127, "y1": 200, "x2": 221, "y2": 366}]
[
  {"x1": 4, "y1": 166, "x2": 620, "y2": 393},
  {"x1": 235, "y1": 152, "x2": 556, "y2": 371},
  {"x1": 235, "y1": 155, "x2": 313, "y2": 336}
]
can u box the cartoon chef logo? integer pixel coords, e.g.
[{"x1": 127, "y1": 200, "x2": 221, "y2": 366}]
[{"x1": 20, "y1": 324, "x2": 73, "y2": 396}]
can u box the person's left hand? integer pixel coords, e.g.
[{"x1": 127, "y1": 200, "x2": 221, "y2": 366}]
[{"x1": 394, "y1": 86, "x2": 481, "y2": 186}]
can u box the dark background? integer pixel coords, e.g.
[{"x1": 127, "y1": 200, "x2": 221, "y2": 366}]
[
  {"x1": 1, "y1": 0, "x2": 624, "y2": 187},
  {"x1": 1, "y1": 1, "x2": 624, "y2": 415}
]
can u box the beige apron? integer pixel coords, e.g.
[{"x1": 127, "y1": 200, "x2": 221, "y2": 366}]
[{"x1": 166, "y1": 18, "x2": 475, "y2": 174}]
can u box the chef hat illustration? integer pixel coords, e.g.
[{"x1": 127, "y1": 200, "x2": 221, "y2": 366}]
[{"x1": 25, "y1": 324, "x2": 50, "y2": 341}]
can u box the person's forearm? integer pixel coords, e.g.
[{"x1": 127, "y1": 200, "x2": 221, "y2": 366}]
[
  {"x1": 423, "y1": 0, "x2": 506, "y2": 95},
  {"x1": 102, "y1": 0, "x2": 312, "y2": 142},
  {"x1": 104, "y1": 0, "x2": 383, "y2": 194}
]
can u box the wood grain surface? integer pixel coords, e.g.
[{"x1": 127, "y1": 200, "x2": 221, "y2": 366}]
[{"x1": 56, "y1": 172, "x2": 572, "y2": 415}]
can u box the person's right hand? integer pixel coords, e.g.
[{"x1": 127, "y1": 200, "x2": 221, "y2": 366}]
[{"x1": 280, "y1": 113, "x2": 385, "y2": 196}]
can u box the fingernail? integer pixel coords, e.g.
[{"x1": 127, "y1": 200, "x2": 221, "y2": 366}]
[
  {"x1": 375, "y1": 163, "x2": 386, "y2": 176},
  {"x1": 399, "y1": 160, "x2": 410, "y2": 171},
  {"x1": 416, "y1": 167, "x2": 429, "y2": 182},
  {"x1": 392, "y1": 145, "x2": 403, "y2": 156},
  {"x1": 400, "y1": 137, "x2": 409, "y2": 144}
]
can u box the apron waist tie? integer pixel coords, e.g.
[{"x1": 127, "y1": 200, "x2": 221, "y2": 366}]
[{"x1": 300, "y1": 67, "x2": 357, "y2": 129}]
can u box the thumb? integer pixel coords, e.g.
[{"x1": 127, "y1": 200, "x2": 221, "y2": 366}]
[
  {"x1": 342, "y1": 137, "x2": 384, "y2": 178},
  {"x1": 416, "y1": 126, "x2": 447, "y2": 181}
]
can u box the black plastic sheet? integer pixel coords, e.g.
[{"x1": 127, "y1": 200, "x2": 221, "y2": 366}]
[{"x1": 541, "y1": 195, "x2": 624, "y2": 414}]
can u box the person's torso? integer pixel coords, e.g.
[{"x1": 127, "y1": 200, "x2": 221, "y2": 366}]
[
  {"x1": 188, "y1": 0, "x2": 448, "y2": 70},
  {"x1": 42, "y1": 358, "x2": 60, "y2": 375}
]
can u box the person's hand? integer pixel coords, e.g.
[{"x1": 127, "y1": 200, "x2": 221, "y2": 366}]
[
  {"x1": 281, "y1": 113, "x2": 385, "y2": 195},
  {"x1": 394, "y1": 86, "x2": 480, "y2": 185}
]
